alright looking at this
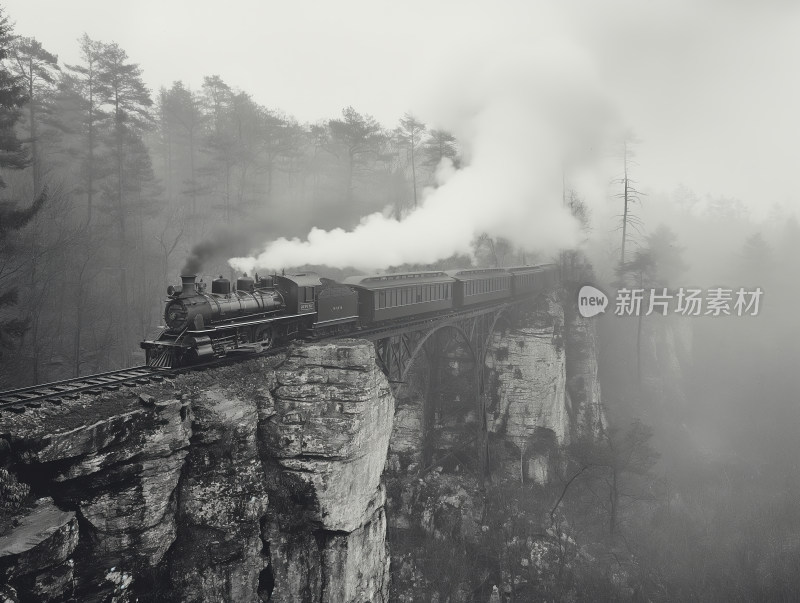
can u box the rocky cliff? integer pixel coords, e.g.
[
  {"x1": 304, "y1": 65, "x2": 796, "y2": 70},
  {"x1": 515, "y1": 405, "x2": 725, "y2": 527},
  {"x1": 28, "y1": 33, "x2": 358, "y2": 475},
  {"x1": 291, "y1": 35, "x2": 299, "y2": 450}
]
[
  {"x1": 0, "y1": 340, "x2": 391, "y2": 602},
  {"x1": 386, "y1": 291, "x2": 607, "y2": 600},
  {"x1": 0, "y1": 290, "x2": 607, "y2": 602}
]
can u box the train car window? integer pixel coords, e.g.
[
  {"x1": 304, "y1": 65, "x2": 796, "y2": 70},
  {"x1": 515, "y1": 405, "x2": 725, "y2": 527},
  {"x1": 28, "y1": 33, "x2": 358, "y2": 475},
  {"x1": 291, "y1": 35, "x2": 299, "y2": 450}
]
[{"x1": 379, "y1": 291, "x2": 386, "y2": 309}]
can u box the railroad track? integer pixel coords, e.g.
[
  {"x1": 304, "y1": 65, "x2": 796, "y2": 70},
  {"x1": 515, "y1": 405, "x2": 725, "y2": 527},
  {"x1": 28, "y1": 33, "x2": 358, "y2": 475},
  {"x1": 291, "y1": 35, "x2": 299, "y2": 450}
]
[
  {"x1": 0, "y1": 366, "x2": 174, "y2": 413},
  {"x1": 0, "y1": 295, "x2": 536, "y2": 416},
  {"x1": 0, "y1": 345, "x2": 294, "y2": 415}
]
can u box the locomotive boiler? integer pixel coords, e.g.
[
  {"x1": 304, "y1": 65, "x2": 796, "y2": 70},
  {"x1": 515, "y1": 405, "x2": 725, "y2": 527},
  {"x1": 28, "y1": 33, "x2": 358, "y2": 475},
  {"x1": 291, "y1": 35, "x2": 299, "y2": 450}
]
[
  {"x1": 164, "y1": 274, "x2": 284, "y2": 334},
  {"x1": 142, "y1": 272, "x2": 359, "y2": 367}
]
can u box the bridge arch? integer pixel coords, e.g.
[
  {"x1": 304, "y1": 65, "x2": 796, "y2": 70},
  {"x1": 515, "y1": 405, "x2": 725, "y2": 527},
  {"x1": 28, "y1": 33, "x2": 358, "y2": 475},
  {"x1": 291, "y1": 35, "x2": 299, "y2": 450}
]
[{"x1": 397, "y1": 323, "x2": 476, "y2": 390}]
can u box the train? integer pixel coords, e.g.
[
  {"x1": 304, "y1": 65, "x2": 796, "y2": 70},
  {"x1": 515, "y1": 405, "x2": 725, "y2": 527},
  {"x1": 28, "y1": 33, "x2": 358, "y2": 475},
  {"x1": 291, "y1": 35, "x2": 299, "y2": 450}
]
[{"x1": 140, "y1": 264, "x2": 561, "y2": 368}]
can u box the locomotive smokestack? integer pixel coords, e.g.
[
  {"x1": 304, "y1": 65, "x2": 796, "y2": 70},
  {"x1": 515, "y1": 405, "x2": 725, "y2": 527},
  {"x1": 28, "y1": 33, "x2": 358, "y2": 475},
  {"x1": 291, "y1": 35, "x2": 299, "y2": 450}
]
[{"x1": 180, "y1": 274, "x2": 197, "y2": 298}]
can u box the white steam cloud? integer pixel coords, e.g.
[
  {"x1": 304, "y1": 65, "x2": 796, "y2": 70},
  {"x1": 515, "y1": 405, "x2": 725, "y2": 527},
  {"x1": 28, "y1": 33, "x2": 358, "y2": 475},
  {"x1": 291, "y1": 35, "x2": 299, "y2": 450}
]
[{"x1": 230, "y1": 30, "x2": 618, "y2": 274}]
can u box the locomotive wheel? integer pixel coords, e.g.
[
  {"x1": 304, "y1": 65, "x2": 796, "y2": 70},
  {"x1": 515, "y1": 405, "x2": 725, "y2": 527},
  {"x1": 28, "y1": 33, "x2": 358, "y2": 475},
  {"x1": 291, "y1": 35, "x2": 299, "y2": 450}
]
[{"x1": 254, "y1": 325, "x2": 273, "y2": 351}]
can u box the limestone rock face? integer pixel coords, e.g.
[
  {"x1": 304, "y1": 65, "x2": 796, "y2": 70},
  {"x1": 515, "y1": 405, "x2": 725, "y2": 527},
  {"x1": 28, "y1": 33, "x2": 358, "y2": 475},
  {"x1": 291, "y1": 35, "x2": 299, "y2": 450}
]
[
  {"x1": 0, "y1": 498, "x2": 77, "y2": 601},
  {"x1": 263, "y1": 340, "x2": 392, "y2": 602},
  {"x1": 386, "y1": 390, "x2": 425, "y2": 475},
  {"x1": 485, "y1": 298, "x2": 568, "y2": 482},
  {"x1": 564, "y1": 305, "x2": 606, "y2": 439},
  {"x1": 0, "y1": 392, "x2": 192, "y2": 602},
  {"x1": 1, "y1": 343, "x2": 395, "y2": 602},
  {"x1": 167, "y1": 383, "x2": 270, "y2": 602},
  {"x1": 266, "y1": 340, "x2": 393, "y2": 532}
]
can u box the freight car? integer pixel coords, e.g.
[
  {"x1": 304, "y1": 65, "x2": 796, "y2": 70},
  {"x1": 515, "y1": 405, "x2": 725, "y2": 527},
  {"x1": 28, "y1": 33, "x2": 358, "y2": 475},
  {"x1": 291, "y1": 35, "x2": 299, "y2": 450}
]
[{"x1": 141, "y1": 264, "x2": 560, "y2": 368}]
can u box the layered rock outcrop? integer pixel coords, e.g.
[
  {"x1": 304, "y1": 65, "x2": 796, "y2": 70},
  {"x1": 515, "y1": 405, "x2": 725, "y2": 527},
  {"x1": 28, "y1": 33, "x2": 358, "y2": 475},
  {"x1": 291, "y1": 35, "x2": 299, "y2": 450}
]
[
  {"x1": 485, "y1": 296, "x2": 568, "y2": 482},
  {"x1": 260, "y1": 341, "x2": 392, "y2": 603},
  {"x1": 0, "y1": 340, "x2": 392, "y2": 602}
]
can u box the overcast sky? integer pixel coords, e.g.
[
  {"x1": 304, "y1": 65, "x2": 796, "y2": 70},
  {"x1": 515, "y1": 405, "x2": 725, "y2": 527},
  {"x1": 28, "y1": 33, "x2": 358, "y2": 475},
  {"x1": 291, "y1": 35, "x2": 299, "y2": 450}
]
[{"x1": 4, "y1": 0, "x2": 799, "y2": 218}]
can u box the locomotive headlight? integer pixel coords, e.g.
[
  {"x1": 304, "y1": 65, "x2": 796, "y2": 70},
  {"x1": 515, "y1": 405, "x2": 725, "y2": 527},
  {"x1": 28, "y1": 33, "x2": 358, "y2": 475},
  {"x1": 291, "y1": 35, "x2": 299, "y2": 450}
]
[{"x1": 164, "y1": 299, "x2": 189, "y2": 331}]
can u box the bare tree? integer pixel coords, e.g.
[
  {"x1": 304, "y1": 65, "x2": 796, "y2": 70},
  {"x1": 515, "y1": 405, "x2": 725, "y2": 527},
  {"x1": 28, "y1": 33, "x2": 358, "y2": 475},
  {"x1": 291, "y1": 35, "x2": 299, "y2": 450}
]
[{"x1": 615, "y1": 131, "x2": 644, "y2": 267}]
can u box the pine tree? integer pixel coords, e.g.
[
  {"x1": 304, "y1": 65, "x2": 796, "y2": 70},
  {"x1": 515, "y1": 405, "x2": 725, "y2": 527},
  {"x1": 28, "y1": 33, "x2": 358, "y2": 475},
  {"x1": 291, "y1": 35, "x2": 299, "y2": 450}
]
[
  {"x1": 422, "y1": 129, "x2": 458, "y2": 171},
  {"x1": 328, "y1": 106, "x2": 385, "y2": 202},
  {"x1": 0, "y1": 9, "x2": 45, "y2": 366},
  {"x1": 8, "y1": 36, "x2": 60, "y2": 197},
  {"x1": 63, "y1": 33, "x2": 105, "y2": 224},
  {"x1": 95, "y1": 41, "x2": 153, "y2": 366},
  {"x1": 396, "y1": 113, "x2": 426, "y2": 208}
]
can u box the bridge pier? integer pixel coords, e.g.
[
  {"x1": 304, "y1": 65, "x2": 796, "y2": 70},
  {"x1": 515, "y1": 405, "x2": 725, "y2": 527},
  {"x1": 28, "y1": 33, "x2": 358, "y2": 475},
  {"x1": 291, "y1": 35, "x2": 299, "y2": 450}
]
[{"x1": 365, "y1": 298, "x2": 531, "y2": 484}]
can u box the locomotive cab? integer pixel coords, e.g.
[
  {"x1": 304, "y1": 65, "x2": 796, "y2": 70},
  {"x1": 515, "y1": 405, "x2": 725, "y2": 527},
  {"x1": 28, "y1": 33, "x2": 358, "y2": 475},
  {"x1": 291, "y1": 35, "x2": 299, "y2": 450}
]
[{"x1": 274, "y1": 272, "x2": 322, "y2": 315}]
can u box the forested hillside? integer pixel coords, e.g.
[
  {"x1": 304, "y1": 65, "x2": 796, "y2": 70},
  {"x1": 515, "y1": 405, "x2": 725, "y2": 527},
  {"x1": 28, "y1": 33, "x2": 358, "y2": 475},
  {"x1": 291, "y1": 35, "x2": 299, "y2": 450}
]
[{"x1": 0, "y1": 12, "x2": 459, "y2": 387}]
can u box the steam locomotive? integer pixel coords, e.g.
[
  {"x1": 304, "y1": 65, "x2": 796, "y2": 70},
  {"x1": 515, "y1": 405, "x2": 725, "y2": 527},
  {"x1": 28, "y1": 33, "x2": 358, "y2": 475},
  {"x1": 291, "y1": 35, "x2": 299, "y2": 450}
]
[{"x1": 140, "y1": 264, "x2": 560, "y2": 368}]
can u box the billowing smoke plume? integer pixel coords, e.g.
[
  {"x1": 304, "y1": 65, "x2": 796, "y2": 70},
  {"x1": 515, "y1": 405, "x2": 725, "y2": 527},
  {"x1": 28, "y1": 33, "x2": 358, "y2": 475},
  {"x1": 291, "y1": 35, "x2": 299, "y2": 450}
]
[
  {"x1": 230, "y1": 35, "x2": 618, "y2": 274},
  {"x1": 182, "y1": 218, "x2": 283, "y2": 275}
]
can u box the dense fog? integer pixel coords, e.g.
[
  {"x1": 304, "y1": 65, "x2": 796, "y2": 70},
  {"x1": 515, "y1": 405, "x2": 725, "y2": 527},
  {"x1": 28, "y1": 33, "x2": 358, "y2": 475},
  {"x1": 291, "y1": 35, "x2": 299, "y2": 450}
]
[{"x1": 0, "y1": 1, "x2": 798, "y2": 600}]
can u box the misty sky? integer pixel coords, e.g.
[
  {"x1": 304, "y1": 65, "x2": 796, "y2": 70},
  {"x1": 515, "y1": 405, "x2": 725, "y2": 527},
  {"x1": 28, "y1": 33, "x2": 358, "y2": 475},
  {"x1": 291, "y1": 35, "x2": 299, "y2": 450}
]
[{"x1": 5, "y1": 0, "x2": 799, "y2": 218}]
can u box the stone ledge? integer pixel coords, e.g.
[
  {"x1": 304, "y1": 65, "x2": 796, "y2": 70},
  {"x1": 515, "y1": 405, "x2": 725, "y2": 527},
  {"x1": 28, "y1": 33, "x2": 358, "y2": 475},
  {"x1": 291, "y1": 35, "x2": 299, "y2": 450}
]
[{"x1": 0, "y1": 498, "x2": 77, "y2": 579}]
